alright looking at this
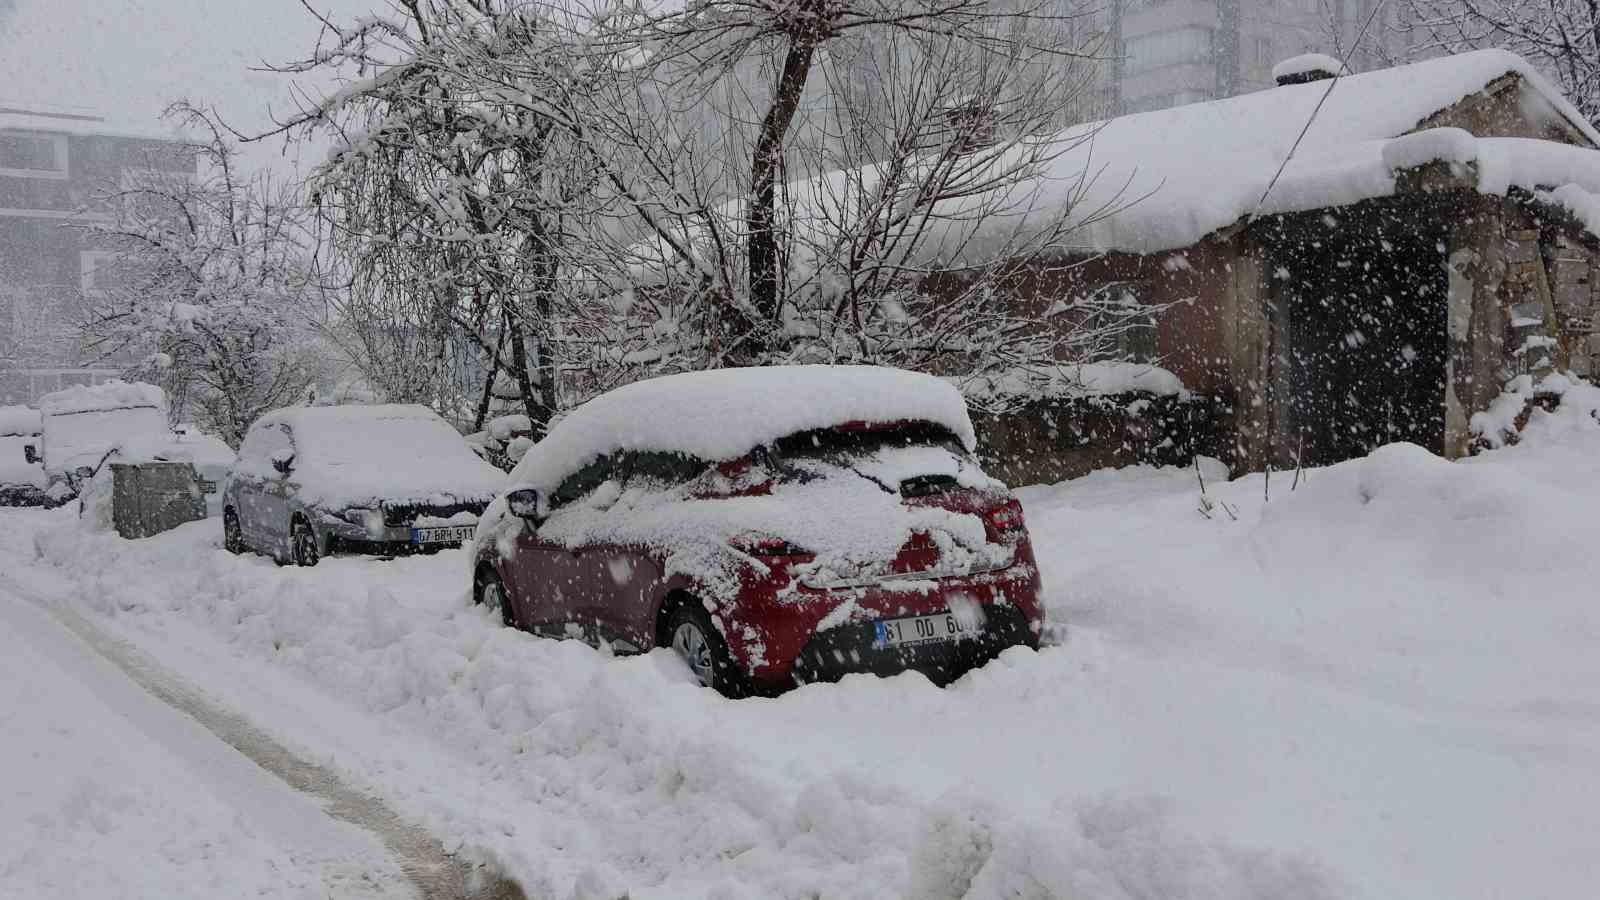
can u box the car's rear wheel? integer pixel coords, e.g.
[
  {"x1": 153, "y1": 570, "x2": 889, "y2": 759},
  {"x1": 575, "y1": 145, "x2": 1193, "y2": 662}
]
[
  {"x1": 475, "y1": 568, "x2": 515, "y2": 628},
  {"x1": 291, "y1": 519, "x2": 319, "y2": 567},
  {"x1": 223, "y1": 509, "x2": 245, "y2": 555},
  {"x1": 666, "y1": 602, "x2": 742, "y2": 697}
]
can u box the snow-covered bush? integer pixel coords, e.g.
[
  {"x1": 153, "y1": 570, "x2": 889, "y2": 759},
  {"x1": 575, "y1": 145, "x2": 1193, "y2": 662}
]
[{"x1": 1470, "y1": 372, "x2": 1600, "y2": 449}]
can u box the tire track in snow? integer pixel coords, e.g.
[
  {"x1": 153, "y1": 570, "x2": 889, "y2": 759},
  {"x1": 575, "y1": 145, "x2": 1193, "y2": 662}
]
[{"x1": 12, "y1": 578, "x2": 528, "y2": 900}]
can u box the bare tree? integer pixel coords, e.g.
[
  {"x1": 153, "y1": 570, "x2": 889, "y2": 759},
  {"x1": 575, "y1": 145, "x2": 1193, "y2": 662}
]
[
  {"x1": 77, "y1": 104, "x2": 320, "y2": 446},
  {"x1": 261, "y1": 0, "x2": 610, "y2": 433},
  {"x1": 591, "y1": 1, "x2": 1157, "y2": 396},
  {"x1": 255, "y1": 0, "x2": 1156, "y2": 418},
  {"x1": 592, "y1": 0, "x2": 1102, "y2": 357},
  {"x1": 1367, "y1": 0, "x2": 1600, "y2": 125}
]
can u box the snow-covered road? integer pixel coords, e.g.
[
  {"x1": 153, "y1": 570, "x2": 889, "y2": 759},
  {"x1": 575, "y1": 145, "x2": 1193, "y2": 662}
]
[
  {"x1": 0, "y1": 574, "x2": 411, "y2": 899},
  {"x1": 4, "y1": 387, "x2": 1599, "y2": 899}
]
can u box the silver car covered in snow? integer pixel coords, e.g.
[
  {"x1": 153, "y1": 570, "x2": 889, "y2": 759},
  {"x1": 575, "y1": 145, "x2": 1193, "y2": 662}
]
[{"x1": 223, "y1": 404, "x2": 506, "y2": 565}]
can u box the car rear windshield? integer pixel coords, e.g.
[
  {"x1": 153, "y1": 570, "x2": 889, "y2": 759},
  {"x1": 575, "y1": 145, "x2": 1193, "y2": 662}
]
[{"x1": 769, "y1": 422, "x2": 967, "y2": 466}]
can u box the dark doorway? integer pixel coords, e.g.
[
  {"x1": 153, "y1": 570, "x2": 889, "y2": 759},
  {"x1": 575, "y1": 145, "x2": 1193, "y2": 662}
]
[{"x1": 1276, "y1": 208, "x2": 1449, "y2": 467}]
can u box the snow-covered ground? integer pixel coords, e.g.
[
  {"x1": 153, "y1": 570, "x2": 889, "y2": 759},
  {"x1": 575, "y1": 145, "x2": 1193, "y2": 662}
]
[
  {"x1": 0, "y1": 574, "x2": 409, "y2": 898},
  {"x1": 3, "y1": 387, "x2": 1598, "y2": 899}
]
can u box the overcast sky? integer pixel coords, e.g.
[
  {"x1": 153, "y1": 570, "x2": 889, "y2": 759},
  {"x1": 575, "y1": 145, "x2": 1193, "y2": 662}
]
[{"x1": 0, "y1": 0, "x2": 383, "y2": 174}]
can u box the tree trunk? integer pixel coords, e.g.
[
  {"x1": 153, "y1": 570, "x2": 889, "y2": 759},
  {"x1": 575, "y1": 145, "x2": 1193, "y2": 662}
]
[
  {"x1": 748, "y1": 17, "x2": 824, "y2": 345},
  {"x1": 506, "y1": 311, "x2": 546, "y2": 435},
  {"x1": 472, "y1": 324, "x2": 507, "y2": 432}
]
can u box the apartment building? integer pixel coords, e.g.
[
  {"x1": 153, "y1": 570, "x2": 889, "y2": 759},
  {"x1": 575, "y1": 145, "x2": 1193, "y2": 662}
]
[
  {"x1": 0, "y1": 106, "x2": 193, "y2": 403},
  {"x1": 1111, "y1": 0, "x2": 1405, "y2": 114}
]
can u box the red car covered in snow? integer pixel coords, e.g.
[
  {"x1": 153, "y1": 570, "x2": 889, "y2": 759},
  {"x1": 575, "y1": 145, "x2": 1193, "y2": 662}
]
[{"x1": 471, "y1": 365, "x2": 1043, "y2": 695}]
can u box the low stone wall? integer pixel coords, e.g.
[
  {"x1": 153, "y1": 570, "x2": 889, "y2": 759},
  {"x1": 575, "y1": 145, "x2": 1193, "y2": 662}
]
[{"x1": 971, "y1": 394, "x2": 1216, "y2": 488}]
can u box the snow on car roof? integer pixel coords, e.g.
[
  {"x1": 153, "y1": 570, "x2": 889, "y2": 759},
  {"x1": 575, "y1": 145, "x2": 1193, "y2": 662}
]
[
  {"x1": 510, "y1": 365, "x2": 976, "y2": 495},
  {"x1": 38, "y1": 380, "x2": 166, "y2": 417},
  {"x1": 251, "y1": 403, "x2": 506, "y2": 508},
  {"x1": 0, "y1": 405, "x2": 41, "y2": 437}
]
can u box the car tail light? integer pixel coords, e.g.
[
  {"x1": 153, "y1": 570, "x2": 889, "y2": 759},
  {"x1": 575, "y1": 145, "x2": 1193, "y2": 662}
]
[{"x1": 985, "y1": 500, "x2": 1026, "y2": 535}]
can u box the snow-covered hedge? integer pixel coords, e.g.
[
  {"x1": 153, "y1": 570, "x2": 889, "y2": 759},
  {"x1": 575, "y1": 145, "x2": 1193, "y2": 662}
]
[
  {"x1": 1470, "y1": 372, "x2": 1600, "y2": 449},
  {"x1": 958, "y1": 363, "x2": 1186, "y2": 407}
]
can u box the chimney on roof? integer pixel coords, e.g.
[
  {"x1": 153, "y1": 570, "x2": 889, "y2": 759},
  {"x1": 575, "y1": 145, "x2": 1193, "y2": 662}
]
[{"x1": 1272, "y1": 53, "x2": 1352, "y2": 87}]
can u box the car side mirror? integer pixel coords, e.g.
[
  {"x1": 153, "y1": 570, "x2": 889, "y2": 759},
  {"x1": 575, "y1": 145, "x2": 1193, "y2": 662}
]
[
  {"x1": 506, "y1": 488, "x2": 541, "y2": 523},
  {"x1": 23, "y1": 444, "x2": 37, "y2": 465},
  {"x1": 270, "y1": 450, "x2": 294, "y2": 476}
]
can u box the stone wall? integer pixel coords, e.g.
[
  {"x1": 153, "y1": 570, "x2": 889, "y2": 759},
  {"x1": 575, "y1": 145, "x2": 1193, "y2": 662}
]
[
  {"x1": 1445, "y1": 196, "x2": 1600, "y2": 456},
  {"x1": 971, "y1": 393, "x2": 1216, "y2": 488}
]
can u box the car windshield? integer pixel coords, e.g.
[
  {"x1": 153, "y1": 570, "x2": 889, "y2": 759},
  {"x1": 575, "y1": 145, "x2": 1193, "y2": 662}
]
[
  {"x1": 770, "y1": 422, "x2": 967, "y2": 466},
  {"x1": 297, "y1": 413, "x2": 478, "y2": 468}
]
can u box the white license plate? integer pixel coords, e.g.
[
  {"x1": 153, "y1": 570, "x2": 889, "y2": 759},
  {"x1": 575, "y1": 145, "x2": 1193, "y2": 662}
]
[
  {"x1": 411, "y1": 525, "x2": 476, "y2": 544},
  {"x1": 873, "y1": 612, "x2": 978, "y2": 649}
]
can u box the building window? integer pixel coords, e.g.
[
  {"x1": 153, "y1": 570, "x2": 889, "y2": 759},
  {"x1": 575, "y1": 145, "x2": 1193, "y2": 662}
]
[
  {"x1": 1125, "y1": 27, "x2": 1215, "y2": 76},
  {"x1": 80, "y1": 250, "x2": 120, "y2": 298},
  {"x1": 0, "y1": 131, "x2": 69, "y2": 180}
]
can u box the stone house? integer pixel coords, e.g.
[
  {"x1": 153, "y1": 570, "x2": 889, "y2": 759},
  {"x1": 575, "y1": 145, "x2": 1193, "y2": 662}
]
[
  {"x1": 622, "y1": 49, "x2": 1600, "y2": 483},
  {"x1": 0, "y1": 106, "x2": 194, "y2": 404},
  {"x1": 978, "y1": 49, "x2": 1600, "y2": 477}
]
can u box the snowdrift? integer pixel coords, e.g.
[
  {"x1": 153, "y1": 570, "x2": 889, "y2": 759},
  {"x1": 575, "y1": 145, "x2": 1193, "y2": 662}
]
[{"x1": 21, "y1": 377, "x2": 1600, "y2": 898}]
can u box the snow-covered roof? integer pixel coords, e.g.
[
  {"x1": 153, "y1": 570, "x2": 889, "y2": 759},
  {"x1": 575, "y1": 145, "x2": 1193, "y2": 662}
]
[
  {"x1": 0, "y1": 108, "x2": 185, "y2": 143},
  {"x1": 510, "y1": 366, "x2": 977, "y2": 495},
  {"x1": 1019, "y1": 50, "x2": 1600, "y2": 254},
  {"x1": 38, "y1": 381, "x2": 166, "y2": 418},
  {"x1": 0, "y1": 405, "x2": 41, "y2": 437},
  {"x1": 632, "y1": 49, "x2": 1600, "y2": 273},
  {"x1": 250, "y1": 404, "x2": 506, "y2": 509},
  {"x1": 1004, "y1": 50, "x2": 1600, "y2": 254}
]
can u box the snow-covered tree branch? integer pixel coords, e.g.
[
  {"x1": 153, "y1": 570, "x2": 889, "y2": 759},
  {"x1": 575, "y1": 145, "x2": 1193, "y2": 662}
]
[
  {"x1": 75, "y1": 103, "x2": 320, "y2": 446},
  {"x1": 1374, "y1": 0, "x2": 1600, "y2": 125}
]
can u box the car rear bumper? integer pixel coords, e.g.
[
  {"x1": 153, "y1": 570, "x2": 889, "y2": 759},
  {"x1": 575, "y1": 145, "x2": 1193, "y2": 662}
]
[
  {"x1": 789, "y1": 602, "x2": 1036, "y2": 687},
  {"x1": 726, "y1": 554, "x2": 1045, "y2": 691}
]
